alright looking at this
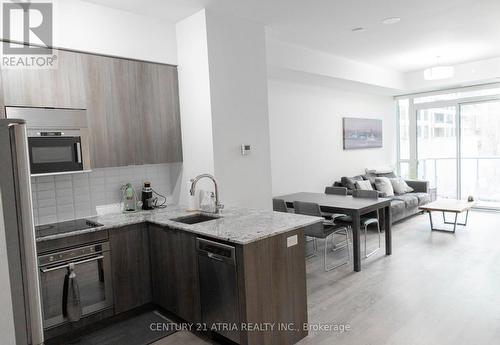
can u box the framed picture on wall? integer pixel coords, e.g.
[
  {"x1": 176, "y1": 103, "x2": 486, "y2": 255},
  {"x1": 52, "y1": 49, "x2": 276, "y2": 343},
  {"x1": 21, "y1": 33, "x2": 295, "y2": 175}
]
[{"x1": 343, "y1": 117, "x2": 383, "y2": 149}]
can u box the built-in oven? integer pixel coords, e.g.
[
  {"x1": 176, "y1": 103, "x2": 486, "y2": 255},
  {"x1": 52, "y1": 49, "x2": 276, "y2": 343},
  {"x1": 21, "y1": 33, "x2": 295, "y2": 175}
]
[
  {"x1": 5, "y1": 107, "x2": 91, "y2": 175},
  {"x1": 38, "y1": 242, "x2": 113, "y2": 329}
]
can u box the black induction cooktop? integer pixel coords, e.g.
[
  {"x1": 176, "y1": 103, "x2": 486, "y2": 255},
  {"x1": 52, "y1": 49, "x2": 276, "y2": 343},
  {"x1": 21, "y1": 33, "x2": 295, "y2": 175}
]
[{"x1": 35, "y1": 218, "x2": 104, "y2": 238}]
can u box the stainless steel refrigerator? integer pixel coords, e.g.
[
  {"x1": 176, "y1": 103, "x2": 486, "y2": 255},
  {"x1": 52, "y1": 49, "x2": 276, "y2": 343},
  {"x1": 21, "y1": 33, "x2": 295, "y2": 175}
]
[{"x1": 0, "y1": 119, "x2": 44, "y2": 344}]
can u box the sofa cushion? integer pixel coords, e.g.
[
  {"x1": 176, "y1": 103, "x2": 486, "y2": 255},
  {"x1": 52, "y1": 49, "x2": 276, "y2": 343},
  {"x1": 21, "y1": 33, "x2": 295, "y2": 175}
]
[
  {"x1": 390, "y1": 199, "x2": 406, "y2": 216},
  {"x1": 340, "y1": 175, "x2": 365, "y2": 190},
  {"x1": 355, "y1": 180, "x2": 373, "y2": 190},
  {"x1": 407, "y1": 192, "x2": 431, "y2": 205},
  {"x1": 390, "y1": 178, "x2": 414, "y2": 194},
  {"x1": 393, "y1": 194, "x2": 419, "y2": 208},
  {"x1": 374, "y1": 177, "x2": 395, "y2": 197}
]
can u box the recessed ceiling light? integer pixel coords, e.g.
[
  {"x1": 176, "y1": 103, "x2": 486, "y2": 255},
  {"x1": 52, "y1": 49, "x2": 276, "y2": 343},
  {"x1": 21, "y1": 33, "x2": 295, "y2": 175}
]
[
  {"x1": 382, "y1": 17, "x2": 401, "y2": 25},
  {"x1": 352, "y1": 27, "x2": 365, "y2": 32}
]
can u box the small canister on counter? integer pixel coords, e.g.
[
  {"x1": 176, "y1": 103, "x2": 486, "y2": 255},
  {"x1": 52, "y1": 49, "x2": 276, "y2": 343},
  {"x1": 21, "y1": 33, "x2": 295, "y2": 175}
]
[{"x1": 141, "y1": 181, "x2": 154, "y2": 210}]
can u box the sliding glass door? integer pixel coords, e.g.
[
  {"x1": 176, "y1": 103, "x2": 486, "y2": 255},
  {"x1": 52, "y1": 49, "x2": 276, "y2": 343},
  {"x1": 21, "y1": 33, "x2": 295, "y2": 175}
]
[
  {"x1": 460, "y1": 100, "x2": 500, "y2": 207},
  {"x1": 414, "y1": 100, "x2": 500, "y2": 207},
  {"x1": 398, "y1": 85, "x2": 500, "y2": 209},
  {"x1": 416, "y1": 106, "x2": 458, "y2": 199}
]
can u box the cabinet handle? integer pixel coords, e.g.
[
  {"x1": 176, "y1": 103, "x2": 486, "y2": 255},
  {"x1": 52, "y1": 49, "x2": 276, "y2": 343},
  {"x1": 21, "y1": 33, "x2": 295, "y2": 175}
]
[
  {"x1": 75, "y1": 142, "x2": 82, "y2": 163},
  {"x1": 40, "y1": 255, "x2": 104, "y2": 273},
  {"x1": 207, "y1": 252, "x2": 224, "y2": 262}
]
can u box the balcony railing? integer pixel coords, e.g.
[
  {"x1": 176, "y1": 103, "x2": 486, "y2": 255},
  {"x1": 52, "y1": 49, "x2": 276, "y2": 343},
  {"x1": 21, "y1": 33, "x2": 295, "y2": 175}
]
[{"x1": 417, "y1": 156, "x2": 500, "y2": 207}]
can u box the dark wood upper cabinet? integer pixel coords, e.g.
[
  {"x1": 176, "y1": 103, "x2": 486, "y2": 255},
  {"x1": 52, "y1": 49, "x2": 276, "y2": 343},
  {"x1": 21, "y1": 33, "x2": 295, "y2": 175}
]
[
  {"x1": 1, "y1": 49, "x2": 86, "y2": 109},
  {"x1": 149, "y1": 224, "x2": 200, "y2": 322},
  {"x1": 83, "y1": 55, "x2": 141, "y2": 167},
  {"x1": 0, "y1": 48, "x2": 183, "y2": 167},
  {"x1": 83, "y1": 55, "x2": 183, "y2": 167},
  {"x1": 132, "y1": 61, "x2": 183, "y2": 164},
  {"x1": 109, "y1": 224, "x2": 152, "y2": 314}
]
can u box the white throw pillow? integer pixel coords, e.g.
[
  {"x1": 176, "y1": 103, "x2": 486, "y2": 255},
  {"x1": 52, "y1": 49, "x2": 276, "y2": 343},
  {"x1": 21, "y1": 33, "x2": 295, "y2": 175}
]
[
  {"x1": 374, "y1": 177, "x2": 394, "y2": 197},
  {"x1": 390, "y1": 178, "x2": 414, "y2": 194},
  {"x1": 355, "y1": 180, "x2": 373, "y2": 190}
]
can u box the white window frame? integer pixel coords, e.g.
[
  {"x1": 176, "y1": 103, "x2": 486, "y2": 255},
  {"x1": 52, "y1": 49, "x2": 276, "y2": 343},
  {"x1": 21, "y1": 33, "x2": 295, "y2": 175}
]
[{"x1": 396, "y1": 83, "x2": 500, "y2": 208}]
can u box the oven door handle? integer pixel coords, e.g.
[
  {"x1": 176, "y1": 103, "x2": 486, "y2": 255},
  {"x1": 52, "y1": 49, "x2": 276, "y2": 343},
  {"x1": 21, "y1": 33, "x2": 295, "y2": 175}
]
[
  {"x1": 40, "y1": 255, "x2": 104, "y2": 273},
  {"x1": 75, "y1": 142, "x2": 82, "y2": 163}
]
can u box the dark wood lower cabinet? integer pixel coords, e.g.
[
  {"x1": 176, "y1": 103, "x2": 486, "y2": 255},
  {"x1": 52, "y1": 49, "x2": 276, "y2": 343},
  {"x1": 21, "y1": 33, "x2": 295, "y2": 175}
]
[
  {"x1": 149, "y1": 224, "x2": 201, "y2": 323},
  {"x1": 236, "y1": 228, "x2": 308, "y2": 345},
  {"x1": 43, "y1": 224, "x2": 307, "y2": 345},
  {"x1": 109, "y1": 224, "x2": 152, "y2": 314}
]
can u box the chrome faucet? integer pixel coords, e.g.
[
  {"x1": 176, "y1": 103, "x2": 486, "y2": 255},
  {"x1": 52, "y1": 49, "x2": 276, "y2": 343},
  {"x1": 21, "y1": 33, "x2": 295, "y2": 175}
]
[{"x1": 190, "y1": 174, "x2": 224, "y2": 214}]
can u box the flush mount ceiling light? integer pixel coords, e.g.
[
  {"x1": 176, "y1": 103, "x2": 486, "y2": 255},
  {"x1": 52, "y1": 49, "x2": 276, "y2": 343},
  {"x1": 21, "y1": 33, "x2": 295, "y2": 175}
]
[
  {"x1": 351, "y1": 27, "x2": 365, "y2": 32},
  {"x1": 381, "y1": 17, "x2": 401, "y2": 25},
  {"x1": 423, "y1": 56, "x2": 455, "y2": 80}
]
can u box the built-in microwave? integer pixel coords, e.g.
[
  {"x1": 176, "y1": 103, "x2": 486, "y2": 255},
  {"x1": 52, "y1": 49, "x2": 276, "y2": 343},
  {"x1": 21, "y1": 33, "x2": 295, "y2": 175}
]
[{"x1": 5, "y1": 107, "x2": 91, "y2": 175}]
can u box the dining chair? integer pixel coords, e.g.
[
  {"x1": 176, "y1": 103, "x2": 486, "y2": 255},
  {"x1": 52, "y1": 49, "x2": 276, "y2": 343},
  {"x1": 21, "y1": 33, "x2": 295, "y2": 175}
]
[
  {"x1": 323, "y1": 186, "x2": 349, "y2": 221},
  {"x1": 274, "y1": 198, "x2": 319, "y2": 254},
  {"x1": 336, "y1": 189, "x2": 381, "y2": 258},
  {"x1": 272, "y1": 198, "x2": 288, "y2": 213},
  {"x1": 293, "y1": 201, "x2": 350, "y2": 271},
  {"x1": 324, "y1": 186, "x2": 348, "y2": 196}
]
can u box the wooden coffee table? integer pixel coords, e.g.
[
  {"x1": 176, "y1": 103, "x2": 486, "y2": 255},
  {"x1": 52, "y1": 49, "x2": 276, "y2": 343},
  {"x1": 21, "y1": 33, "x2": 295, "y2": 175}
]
[{"x1": 419, "y1": 199, "x2": 475, "y2": 233}]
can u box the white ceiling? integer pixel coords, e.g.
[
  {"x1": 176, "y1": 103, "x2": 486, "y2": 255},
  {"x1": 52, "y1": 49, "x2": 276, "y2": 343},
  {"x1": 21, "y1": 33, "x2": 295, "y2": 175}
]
[{"x1": 84, "y1": 0, "x2": 500, "y2": 72}]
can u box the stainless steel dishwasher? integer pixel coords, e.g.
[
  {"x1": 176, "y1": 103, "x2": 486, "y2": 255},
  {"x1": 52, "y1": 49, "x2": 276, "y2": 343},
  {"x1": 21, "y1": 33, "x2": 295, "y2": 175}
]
[{"x1": 196, "y1": 238, "x2": 240, "y2": 343}]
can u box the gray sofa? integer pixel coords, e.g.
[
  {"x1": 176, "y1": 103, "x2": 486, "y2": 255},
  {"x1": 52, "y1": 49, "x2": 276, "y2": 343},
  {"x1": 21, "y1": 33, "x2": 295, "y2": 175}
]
[
  {"x1": 332, "y1": 175, "x2": 431, "y2": 224},
  {"x1": 390, "y1": 180, "x2": 431, "y2": 223}
]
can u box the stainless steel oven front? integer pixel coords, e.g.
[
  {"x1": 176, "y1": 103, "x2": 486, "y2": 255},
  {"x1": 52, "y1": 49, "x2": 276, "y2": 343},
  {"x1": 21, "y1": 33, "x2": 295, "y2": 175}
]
[{"x1": 38, "y1": 242, "x2": 113, "y2": 329}]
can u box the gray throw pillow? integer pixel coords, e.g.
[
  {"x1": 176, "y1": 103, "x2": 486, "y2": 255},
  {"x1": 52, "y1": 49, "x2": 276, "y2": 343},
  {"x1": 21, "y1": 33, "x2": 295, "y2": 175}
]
[
  {"x1": 378, "y1": 171, "x2": 397, "y2": 178},
  {"x1": 364, "y1": 170, "x2": 378, "y2": 185},
  {"x1": 390, "y1": 178, "x2": 414, "y2": 194},
  {"x1": 365, "y1": 168, "x2": 397, "y2": 181},
  {"x1": 374, "y1": 177, "x2": 394, "y2": 197},
  {"x1": 355, "y1": 180, "x2": 373, "y2": 190},
  {"x1": 340, "y1": 175, "x2": 364, "y2": 190}
]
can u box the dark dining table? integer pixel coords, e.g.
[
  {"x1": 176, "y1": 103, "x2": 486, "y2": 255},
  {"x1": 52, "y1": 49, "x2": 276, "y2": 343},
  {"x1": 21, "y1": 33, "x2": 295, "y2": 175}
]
[{"x1": 275, "y1": 192, "x2": 392, "y2": 272}]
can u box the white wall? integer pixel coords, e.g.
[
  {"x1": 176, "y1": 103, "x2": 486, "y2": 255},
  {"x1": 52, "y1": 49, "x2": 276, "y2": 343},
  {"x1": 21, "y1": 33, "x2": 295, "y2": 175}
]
[
  {"x1": 206, "y1": 11, "x2": 273, "y2": 210},
  {"x1": 174, "y1": 10, "x2": 215, "y2": 205},
  {"x1": 268, "y1": 78, "x2": 397, "y2": 196},
  {"x1": 175, "y1": 10, "x2": 273, "y2": 210},
  {"x1": 1, "y1": 0, "x2": 178, "y2": 64},
  {"x1": 266, "y1": 37, "x2": 406, "y2": 92}
]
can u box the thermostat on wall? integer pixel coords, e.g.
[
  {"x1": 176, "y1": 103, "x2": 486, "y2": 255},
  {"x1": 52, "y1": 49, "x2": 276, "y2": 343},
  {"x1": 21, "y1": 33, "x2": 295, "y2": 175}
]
[{"x1": 241, "y1": 144, "x2": 251, "y2": 155}]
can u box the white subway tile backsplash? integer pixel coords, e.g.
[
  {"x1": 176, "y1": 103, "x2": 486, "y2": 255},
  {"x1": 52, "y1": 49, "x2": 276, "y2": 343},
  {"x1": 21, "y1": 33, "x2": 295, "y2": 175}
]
[
  {"x1": 37, "y1": 181, "x2": 55, "y2": 192},
  {"x1": 36, "y1": 176, "x2": 55, "y2": 184},
  {"x1": 31, "y1": 163, "x2": 179, "y2": 225},
  {"x1": 55, "y1": 188, "x2": 73, "y2": 199},
  {"x1": 56, "y1": 204, "x2": 75, "y2": 221},
  {"x1": 39, "y1": 215, "x2": 57, "y2": 225},
  {"x1": 38, "y1": 206, "x2": 57, "y2": 217}
]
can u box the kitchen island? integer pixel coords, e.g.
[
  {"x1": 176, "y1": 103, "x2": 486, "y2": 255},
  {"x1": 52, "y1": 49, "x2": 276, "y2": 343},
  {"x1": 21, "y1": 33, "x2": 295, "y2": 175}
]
[{"x1": 36, "y1": 206, "x2": 322, "y2": 345}]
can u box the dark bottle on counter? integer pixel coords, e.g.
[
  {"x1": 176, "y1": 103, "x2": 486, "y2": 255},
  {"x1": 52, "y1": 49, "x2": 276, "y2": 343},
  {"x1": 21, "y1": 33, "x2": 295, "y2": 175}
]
[{"x1": 141, "y1": 181, "x2": 153, "y2": 210}]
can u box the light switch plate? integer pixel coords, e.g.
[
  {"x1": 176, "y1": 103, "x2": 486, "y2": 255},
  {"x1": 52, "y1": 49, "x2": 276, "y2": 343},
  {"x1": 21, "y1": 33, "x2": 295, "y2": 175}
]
[
  {"x1": 287, "y1": 234, "x2": 298, "y2": 247},
  {"x1": 241, "y1": 144, "x2": 251, "y2": 155}
]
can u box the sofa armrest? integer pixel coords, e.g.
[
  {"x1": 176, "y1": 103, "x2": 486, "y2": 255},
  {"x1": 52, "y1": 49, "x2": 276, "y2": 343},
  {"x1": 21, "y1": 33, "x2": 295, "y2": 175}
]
[{"x1": 405, "y1": 180, "x2": 429, "y2": 193}]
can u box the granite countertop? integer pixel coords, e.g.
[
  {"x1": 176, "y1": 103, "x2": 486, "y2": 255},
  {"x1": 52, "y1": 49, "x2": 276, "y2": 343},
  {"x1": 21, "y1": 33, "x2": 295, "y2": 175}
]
[{"x1": 35, "y1": 205, "x2": 323, "y2": 245}]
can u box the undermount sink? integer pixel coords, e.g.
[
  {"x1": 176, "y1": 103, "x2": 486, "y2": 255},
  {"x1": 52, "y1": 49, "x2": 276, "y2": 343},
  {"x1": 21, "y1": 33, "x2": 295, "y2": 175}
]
[{"x1": 170, "y1": 213, "x2": 220, "y2": 225}]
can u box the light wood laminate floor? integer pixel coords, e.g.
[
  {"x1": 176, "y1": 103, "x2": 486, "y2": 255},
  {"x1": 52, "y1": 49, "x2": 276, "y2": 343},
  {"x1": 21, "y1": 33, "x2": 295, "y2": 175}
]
[{"x1": 154, "y1": 211, "x2": 500, "y2": 345}]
